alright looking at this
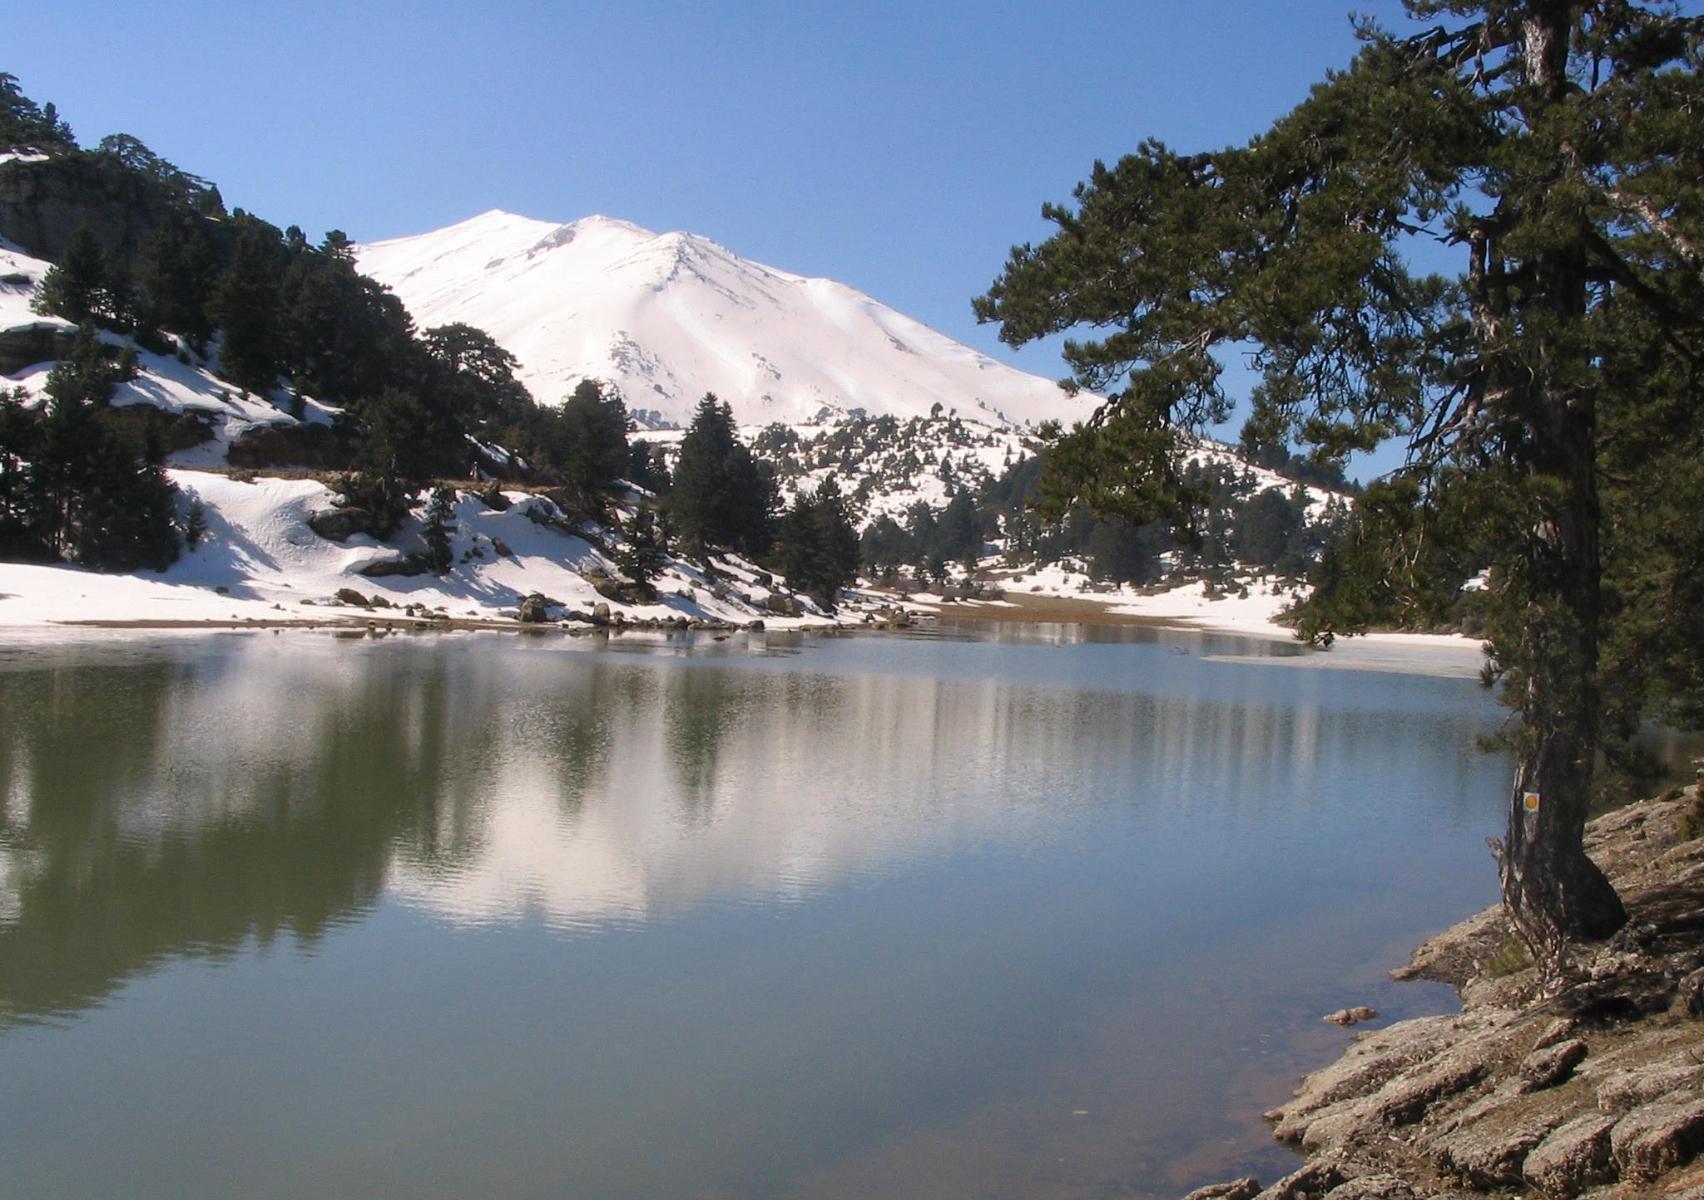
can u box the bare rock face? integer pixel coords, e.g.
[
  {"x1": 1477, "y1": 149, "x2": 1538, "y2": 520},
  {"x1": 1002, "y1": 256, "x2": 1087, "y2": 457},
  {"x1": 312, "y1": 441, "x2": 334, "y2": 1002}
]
[
  {"x1": 1611, "y1": 1095, "x2": 1704, "y2": 1182},
  {"x1": 1596, "y1": 1054, "x2": 1704, "y2": 1112},
  {"x1": 0, "y1": 153, "x2": 199, "y2": 262},
  {"x1": 1251, "y1": 1161, "x2": 1344, "y2": 1200},
  {"x1": 1180, "y1": 1178, "x2": 1261, "y2": 1200},
  {"x1": 228, "y1": 422, "x2": 354, "y2": 471},
  {"x1": 1272, "y1": 1016, "x2": 1458, "y2": 1119},
  {"x1": 1428, "y1": 1099, "x2": 1562, "y2": 1187},
  {"x1": 1318, "y1": 1176, "x2": 1419, "y2": 1200},
  {"x1": 1522, "y1": 1113, "x2": 1617, "y2": 1196},
  {"x1": 0, "y1": 322, "x2": 74, "y2": 375}
]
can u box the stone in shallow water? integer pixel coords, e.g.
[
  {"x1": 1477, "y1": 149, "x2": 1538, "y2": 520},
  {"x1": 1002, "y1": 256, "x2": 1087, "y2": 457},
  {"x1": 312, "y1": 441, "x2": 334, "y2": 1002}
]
[{"x1": 1324, "y1": 1006, "x2": 1379, "y2": 1027}]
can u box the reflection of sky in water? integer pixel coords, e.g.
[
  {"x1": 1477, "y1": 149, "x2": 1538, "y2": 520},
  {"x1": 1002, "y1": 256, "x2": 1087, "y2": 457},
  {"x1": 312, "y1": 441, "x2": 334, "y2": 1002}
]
[{"x1": 0, "y1": 628, "x2": 1514, "y2": 1200}]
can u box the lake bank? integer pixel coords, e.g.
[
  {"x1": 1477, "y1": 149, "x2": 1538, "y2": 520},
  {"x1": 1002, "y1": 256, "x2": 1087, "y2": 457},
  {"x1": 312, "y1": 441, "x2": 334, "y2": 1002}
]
[
  {"x1": 1179, "y1": 787, "x2": 1704, "y2": 1200},
  {"x1": 909, "y1": 587, "x2": 1486, "y2": 679},
  {"x1": 0, "y1": 559, "x2": 1487, "y2": 680}
]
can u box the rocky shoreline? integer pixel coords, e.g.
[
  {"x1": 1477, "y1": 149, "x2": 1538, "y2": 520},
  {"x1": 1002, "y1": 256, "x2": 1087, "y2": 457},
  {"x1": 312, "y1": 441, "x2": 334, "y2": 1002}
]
[{"x1": 1184, "y1": 786, "x2": 1704, "y2": 1200}]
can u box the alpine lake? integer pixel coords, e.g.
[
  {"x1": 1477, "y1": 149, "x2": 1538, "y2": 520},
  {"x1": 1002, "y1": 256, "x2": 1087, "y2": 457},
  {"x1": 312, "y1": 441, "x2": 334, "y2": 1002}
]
[{"x1": 0, "y1": 620, "x2": 1515, "y2": 1199}]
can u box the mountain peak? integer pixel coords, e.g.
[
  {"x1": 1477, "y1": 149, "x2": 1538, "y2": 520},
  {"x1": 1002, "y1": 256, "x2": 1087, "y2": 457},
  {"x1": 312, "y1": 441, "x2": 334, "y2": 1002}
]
[{"x1": 356, "y1": 211, "x2": 1095, "y2": 429}]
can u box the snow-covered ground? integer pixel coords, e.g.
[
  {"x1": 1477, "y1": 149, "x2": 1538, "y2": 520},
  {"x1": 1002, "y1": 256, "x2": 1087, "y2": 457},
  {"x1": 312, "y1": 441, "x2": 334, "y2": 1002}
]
[{"x1": 0, "y1": 472, "x2": 836, "y2": 631}]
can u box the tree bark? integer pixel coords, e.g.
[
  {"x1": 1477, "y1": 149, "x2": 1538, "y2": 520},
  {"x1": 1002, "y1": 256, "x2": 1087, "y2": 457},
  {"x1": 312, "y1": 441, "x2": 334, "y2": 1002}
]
[{"x1": 1490, "y1": 1, "x2": 1629, "y2": 966}]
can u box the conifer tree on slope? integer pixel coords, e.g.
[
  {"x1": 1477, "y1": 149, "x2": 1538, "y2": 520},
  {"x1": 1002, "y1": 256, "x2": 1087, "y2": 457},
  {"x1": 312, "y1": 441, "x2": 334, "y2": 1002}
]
[
  {"x1": 976, "y1": 1, "x2": 1704, "y2": 966},
  {"x1": 670, "y1": 394, "x2": 777, "y2": 557}
]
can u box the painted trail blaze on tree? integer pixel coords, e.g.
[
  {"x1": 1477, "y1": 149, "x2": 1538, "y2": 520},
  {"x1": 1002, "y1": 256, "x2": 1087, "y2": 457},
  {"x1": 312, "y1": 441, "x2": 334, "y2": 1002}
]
[{"x1": 975, "y1": 1, "x2": 1704, "y2": 962}]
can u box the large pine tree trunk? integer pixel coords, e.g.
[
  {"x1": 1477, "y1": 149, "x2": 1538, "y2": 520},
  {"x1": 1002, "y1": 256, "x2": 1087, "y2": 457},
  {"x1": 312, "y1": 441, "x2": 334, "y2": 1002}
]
[
  {"x1": 1492, "y1": 378, "x2": 1627, "y2": 958},
  {"x1": 1488, "y1": 3, "x2": 1629, "y2": 967}
]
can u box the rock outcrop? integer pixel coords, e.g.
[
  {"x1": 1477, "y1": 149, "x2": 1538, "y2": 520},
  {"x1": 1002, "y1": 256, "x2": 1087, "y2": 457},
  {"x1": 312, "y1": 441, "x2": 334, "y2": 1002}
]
[{"x1": 1186, "y1": 789, "x2": 1704, "y2": 1200}]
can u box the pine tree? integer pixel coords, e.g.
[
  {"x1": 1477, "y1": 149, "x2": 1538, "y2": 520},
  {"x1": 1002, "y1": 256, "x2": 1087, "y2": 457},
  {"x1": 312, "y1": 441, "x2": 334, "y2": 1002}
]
[
  {"x1": 209, "y1": 221, "x2": 286, "y2": 394},
  {"x1": 422, "y1": 486, "x2": 456, "y2": 574},
  {"x1": 617, "y1": 508, "x2": 668, "y2": 598},
  {"x1": 134, "y1": 216, "x2": 219, "y2": 347},
  {"x1": 668, "y1": 394, "x2": 777, "y2": 557},
  {"x1": 182, "y1": 499, "x2": 207, "y2": 550},
  {"x1": 421, "y1": 323, "x2": 533, "y2": 436},
  {"x1": 976, "y1": 1, "x2": 1704, "y2": 960},
  {"x1": 0, "y1": 387, "x2": 40, "y2": 559},
  {"x1": 775, "y1": 477, "x2": 860, "y2": 609},
  {"x1": 32, "y1": 227, "x2": 119, "y2": 328},
  {"x1": 548, "y1": 378, "x2": 631, "y2": 509},
  {"x1": 0, "y1": 73, "x2": 75, "y2": 152}
]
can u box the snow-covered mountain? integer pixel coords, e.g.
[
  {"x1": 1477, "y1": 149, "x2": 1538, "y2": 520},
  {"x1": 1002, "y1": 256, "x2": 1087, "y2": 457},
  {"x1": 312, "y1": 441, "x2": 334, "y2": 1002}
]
[{"x1": 356, "y1": 210, "x2": 1095, "y2": 430}]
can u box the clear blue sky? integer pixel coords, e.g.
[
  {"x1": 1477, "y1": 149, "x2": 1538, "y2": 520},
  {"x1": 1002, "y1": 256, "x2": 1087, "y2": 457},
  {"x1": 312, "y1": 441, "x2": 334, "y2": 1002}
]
[{"x1": 15, "y1": 1, "x2": 1460, "y2": 466}]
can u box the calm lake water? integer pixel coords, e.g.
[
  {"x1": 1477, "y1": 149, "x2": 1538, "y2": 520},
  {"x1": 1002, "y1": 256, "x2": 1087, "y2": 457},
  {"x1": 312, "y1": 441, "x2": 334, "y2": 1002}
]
[{"x1": 0, "y1": 622, "x2": 1509, "y2": 1199}]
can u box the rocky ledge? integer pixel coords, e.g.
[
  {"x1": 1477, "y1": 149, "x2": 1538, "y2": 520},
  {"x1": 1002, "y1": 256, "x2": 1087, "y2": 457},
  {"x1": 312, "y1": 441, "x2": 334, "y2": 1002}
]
[{"x1": 1185, "y1": 786, "x2": 1704, "y2": 1200}]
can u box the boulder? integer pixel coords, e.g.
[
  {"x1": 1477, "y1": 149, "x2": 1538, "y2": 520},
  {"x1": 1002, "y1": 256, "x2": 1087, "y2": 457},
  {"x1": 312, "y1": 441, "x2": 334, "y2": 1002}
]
[
  {"x1": 517, "y1": 594, "x2": 550, "y2": 624},
  {"x1": 308, "y1": 506, "x2": 382, "y2": 542},
  {"x1": 582, "y1": 567, "x2": 626, "y2": 602},
  {"x1": 1523, "y1": 1113, "x2": 1617, "y2": 1196},
  {"x1": 763, "y1": 593, "x2": 802, "y2": 618},
  {"x1": 474, "y1": 481, "x2": 511, "y2": 511},
  {"x1": 491, "y1": 537, "x2": 513, "y2": 558},
  {"x1": 333, "y1": 588, "x2": 370, "y2": 608},
  {"x1": 1531, "y1": 1018, "x2": 1580, "y2": 1051},
  {"x1": 358, "y1": 555, "x2": 431, "y2": 578},
  {"x1": 1519, "y1": 1038, "x2": 1589, "y2": 1092},
  {"x1": 1679, "y1": 967, "x2": 1704, "y2": 1019}
]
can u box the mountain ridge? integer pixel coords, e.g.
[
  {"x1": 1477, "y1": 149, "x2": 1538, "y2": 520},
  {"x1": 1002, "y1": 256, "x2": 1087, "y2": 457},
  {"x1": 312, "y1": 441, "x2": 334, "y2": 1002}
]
[{"x1": 356, "y1": 210, "x2": 1097, "y2": 430}]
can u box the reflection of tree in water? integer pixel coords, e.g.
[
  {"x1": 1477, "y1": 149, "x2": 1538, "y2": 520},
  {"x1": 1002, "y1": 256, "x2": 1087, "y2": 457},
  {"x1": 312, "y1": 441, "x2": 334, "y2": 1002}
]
[
  {"x1": 662, "y1": 668, "x2": 743, "y2": 821},
  {"x1": 543, "y1": 663, "x2": 654, "y2": 814},
  {"x1": 0, "y1": 647, "x2": 501, "y2": 1028}
]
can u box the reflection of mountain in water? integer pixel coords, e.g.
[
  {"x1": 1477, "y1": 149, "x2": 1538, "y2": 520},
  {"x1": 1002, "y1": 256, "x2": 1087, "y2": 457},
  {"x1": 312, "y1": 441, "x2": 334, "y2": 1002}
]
[{"x1": 0, "y1": 633, "x2": 1488, "y2": 1026}]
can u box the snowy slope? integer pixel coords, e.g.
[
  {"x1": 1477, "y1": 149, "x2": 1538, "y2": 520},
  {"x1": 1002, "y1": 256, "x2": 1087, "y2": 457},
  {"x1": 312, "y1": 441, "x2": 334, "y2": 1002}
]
[
  {"x1": 0, "y1": 473, "x2": 828, "y2": 629},
  {"x1": 356, "y1": 210, "x2": 1096, "y2": 430}
]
